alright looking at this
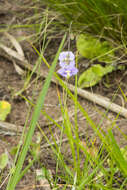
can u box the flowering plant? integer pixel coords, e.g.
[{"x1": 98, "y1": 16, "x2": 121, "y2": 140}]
[{"x1": 57, "y1": 51, "x2": 78, "y2": 78}]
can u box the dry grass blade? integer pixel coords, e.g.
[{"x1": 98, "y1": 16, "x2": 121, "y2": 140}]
[
  {"x1": 0, "y1": 120, "x2": 22, "y2": 135},
  {"x1": 5, "y1": 32, "x2": 24, "y2": 57},
  {"x1": 0, "y1": 44, "x2": 25, "y2": 62},
  {"x1": 13, "y1": 61, "x2": 24, "y2": 76}
]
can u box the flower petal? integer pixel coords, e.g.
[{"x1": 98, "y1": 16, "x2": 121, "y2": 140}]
[
  {"x1": 71, "y1": 67, "x2": 78, "y2": 75},
  {"x1": 59, "y1": 51, "x2": 75, "y2": 62},
  {"x1": 59, "y1": 60, "x2": 75, "y2": 68},
  {"x1": 57, "y1": 68, "x2": 68, "y2": 77},
  {"x1": 57, "y1": 66, "x2": 78, "y2": 78}
]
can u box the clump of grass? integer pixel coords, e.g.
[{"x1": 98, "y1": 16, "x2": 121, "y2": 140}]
[
  {"x1": 43, "y1": 0, "x2": 127, "y2": 47},
  {"x1": 38, "y1": 64, "x2": 127, "y2": 189},
  {"x1": 2, "y1": 0, "x2": 127, "y2": 53},
  {"x1": 36, "y1": 66, "x2": 127, "y2": 189}
]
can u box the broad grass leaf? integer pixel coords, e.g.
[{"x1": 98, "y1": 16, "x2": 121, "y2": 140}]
[
  {"x1": 121, "y1": 146, "x2": 127, "y2": 162},
  {"x1": 76, "y1": 34, "x2": 114, "y2": 63},
  {"x1": 0, "y1": 101, "x2": 11, "y2": 121},
  {"x1": 107, "y1": 129, "x2": 127, "y2": 176},
  {"x1": 78, "y1": 64, "x2": 114, "y2": 88},
  {"x1": 0, "y1": 153, "x2": 8, "y2": 170}
]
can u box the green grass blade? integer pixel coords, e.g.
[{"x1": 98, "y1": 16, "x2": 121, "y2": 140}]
[
  {"x1": 6, "y1": 33, "x2": 66, "y2": 190},
  {"x1": 107, "y1": 129, "x2": 127, "y2": 176}
]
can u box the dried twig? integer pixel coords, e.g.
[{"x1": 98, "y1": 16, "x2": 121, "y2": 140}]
[
  {"x1": 16, "y1": 60, "x2": 127, "y2": 118},
  {"x1": 0, "y1": 121, "x2": 22, "y2": 135}
]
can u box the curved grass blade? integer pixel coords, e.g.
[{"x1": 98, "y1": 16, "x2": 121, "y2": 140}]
[{"x1": 6, "y1": 33, "x2": 66, "y2": 190}]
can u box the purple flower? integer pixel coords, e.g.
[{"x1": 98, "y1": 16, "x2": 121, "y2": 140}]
[
  {"x1": 57, "y1": 51, "x2": 78, "y2": 78},
  {"x1": 59, "y1": 51, "x2": 75, "y2": 68},
  {"x1": 57, "y1": 66, "x2": 78, "y2": 78}
]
